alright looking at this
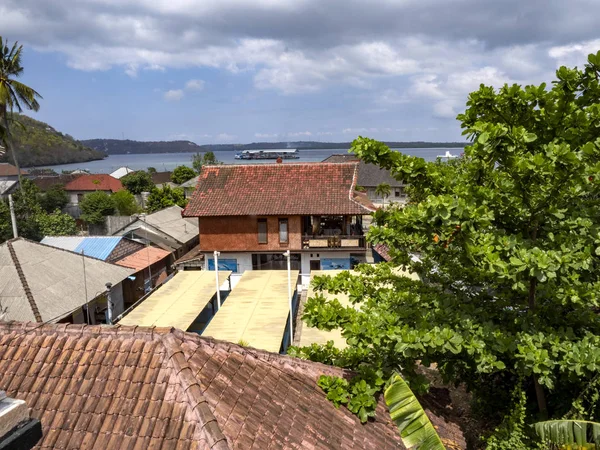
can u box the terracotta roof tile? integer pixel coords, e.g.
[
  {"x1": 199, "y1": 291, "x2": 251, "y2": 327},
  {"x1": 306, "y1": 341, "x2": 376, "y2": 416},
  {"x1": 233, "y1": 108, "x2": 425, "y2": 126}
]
[
  {"x1": 115, "y1": 247, "x2": 171, "y2": 271},
  {"x1": 183, "y1": 163, "x2": 374, "y2": 217},
  {"x1": 63, "y1": 174, "x2": 123, "y2": 192},
  {"x1": 0, "y1": 162, "x2": 27, "y2": 176},
  {"x1": 0, "y1": 322, "x2": 467, "y2": 449}
]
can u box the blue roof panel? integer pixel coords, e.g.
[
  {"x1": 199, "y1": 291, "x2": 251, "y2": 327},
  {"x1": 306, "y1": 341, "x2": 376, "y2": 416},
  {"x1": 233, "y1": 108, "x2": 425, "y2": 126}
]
[{"x1": 73, "y1": 237, "x2": 123, "y2": 261}]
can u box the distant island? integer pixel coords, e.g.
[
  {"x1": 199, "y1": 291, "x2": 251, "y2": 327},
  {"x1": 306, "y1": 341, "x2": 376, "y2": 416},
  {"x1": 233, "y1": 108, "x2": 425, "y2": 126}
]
[
  {"x1": 1, "y1": 115, "x2": 105, "y2": 167},
  {"x1": 82, "y1": 139, "x2": 466, "y2": 155}
]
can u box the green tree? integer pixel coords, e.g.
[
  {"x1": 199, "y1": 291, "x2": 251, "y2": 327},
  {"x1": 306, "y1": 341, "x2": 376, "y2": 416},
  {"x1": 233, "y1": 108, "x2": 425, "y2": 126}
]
[
  {"x1": 79, "y1": 191, "x2": 116, "y2": 224},
  {"x1": 39, "y1": 184, "x2": 68, "y2": 213},
  {"x1": 112, "y1": 190, "x2": 140, "y2": 216},
  {"x1": 294, "y1": 52, "x2": 600, "y2": 438},
  {"x1": 192, "y1": 151, "x2": 220, "y2": 173},
  {"x1": 120, "y1": 170, "x2": 154, "y2": 194},
  {"x1": 375, "y1": 182, "x2": 391, "y2": 206},
  {"x1": 146, "y1": 185, "x2": 187, "y2": 213},
  {"x1": 171, "y1": 165, "x2": 196, "y2": 184},
  {"x1": 0, "y1": 37, "x2": 42, "y2": 186},
  {"x1": 36, "y1": 210, "x2": 77, "y2": 236},
  {"x1": 147, "y1": 167, "x2": 157, "y2": 174}
]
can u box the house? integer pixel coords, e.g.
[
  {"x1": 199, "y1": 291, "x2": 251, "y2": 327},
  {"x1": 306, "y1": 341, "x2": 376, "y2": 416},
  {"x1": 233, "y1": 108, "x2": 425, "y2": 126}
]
[
  {"x1": 0, "y1": 322, "x2": 467, "y2": 449},
  {"x1": 109, "y1": 166, "x2": 134, "y2": 179},
  {"x1": 0, "y1": 238, "x2": 134, "y2": 324},
  {"x1": 62, "y1": 174, "x2": 123, "y2": 218},
  {"x1": 0, "y1": 163, "x2": 27, "y2": 181},
  {"x1": 113, "y1": 205, "x2": 199, "y2": 259},
  {"x1": 0, "y1": 180, "x2": 18, "y2": 199},
  {"x1": 40, "y1": 236, "x2": 145, "y2": 263},
  {"x1": 180, "y1": 175, "x2": 199, "y2": 197},
  {"x1": 151, "y1": 171, "x2": 176, "y2": 189},
  {"x1": 32, "y1": 174, "x2": 80, "y2": 192},
  {"x1": 183, "y1": 163, "x2": 375, "y2": 276},
  {"x1": 114, "y1": 246, "x2": 172, "y2": 298},
  {"x1": 323, "y1": 155, "x2": 408, "y2": 205}
]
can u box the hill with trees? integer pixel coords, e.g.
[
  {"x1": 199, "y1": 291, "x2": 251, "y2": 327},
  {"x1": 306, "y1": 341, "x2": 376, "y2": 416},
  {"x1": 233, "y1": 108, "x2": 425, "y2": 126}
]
[
  {"x1": 82, "y1": 138, "x2": 465, "y2": 155},
  {"x1": 1, "y1": 115, "x2": 105, "y2": 167}
]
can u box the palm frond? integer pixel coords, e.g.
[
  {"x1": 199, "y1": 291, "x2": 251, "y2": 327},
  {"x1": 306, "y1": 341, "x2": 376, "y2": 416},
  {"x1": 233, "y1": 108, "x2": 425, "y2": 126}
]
[
  {"x1": 384, "y1": 373, "x2": 446, "y2": 450},
  {"x1": 7, "y1": 79, "x2": 41, "y2": 111},
  {"x1": 534, "y1": 419, "x2": 600, "y2": 448}
]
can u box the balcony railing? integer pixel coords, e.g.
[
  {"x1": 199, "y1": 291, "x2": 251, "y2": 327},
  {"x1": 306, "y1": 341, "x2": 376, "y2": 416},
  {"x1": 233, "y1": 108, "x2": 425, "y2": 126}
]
[{"x1": 302, "y1": 235, "x2": 367, "y2": 249}]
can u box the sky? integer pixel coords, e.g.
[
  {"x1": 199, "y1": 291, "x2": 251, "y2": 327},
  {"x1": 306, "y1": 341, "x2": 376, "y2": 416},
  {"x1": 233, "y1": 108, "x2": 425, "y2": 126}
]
[{"x1": 1, "y1": 0, "x2": 599, "y2": 144}]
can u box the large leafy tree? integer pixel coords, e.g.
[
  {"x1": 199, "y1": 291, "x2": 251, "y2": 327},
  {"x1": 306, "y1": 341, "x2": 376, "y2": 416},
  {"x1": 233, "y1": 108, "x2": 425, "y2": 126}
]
[
  {"x1": 39, "y1": 184, "x2": 68, "y2": 213},
  {"x1": 111, "y1": 190, "x2": 140, "y2": 216},
  {"x1": 171, "y1": 165, "x2": 196, "y2": 184},
  {"x1": 79, "y1": 191, "x2": 116, "y2": 225},
  {"x1": 146, "y1": 185, "x2": 187, "y2": 213},
  {"x1": 192, "y1": 151, "x2": 221, "y2": 173},
  {"x1": 295, "y1": 52, "x2": 600, "y2": 437},
  {"x1": 121, "y1": 170, "x2": 154, "y2": 194},
  {"x1": 0, "y1": 37, "x2": 42, "y2": 185}
]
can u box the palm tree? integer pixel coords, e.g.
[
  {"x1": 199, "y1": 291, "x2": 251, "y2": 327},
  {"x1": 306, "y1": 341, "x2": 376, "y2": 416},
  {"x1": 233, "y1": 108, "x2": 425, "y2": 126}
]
[
  {"x1": 375, "y1": 182, "x2": 392, "y2": 207},
  {"x1": 0, "y1": 36, "x2": 42, "y2": 186}
]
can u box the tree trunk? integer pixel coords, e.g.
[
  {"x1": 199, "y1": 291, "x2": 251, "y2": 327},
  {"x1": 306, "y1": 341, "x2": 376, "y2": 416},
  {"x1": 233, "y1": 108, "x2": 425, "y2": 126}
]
[
  {"x1": 0, "y1": 109, "x2": 22, "y2": 189},
  {"x1": 534, "y1": 376, "x2": 548, "y2": 420}
]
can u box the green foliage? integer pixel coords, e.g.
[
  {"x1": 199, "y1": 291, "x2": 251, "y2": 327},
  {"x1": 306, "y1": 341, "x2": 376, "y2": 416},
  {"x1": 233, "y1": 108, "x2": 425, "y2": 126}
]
[
  {"x1": 79, "y1": 191, "x2": 116, "y2": 224},
  {"x1": 192, "y1": 151, "x2": 221, "y2": 173},
  {"x1": 316, "y1": 367, "x2": 385, "y2": 423},
  {"x1": 145, "y1": 185, "x2": 187, "y2": 213},
  {"x1": 375, "y1": 182, "x2": 391, "y2": 198},
  {"x1": 111, "y1": 190, "x2": 140, "y2": 216},
  {"x1": 297, "y1": 52, "x2": 600, "y2": 437},
  {"x1": 39, "y1": 184, "x2": 68, "y2": 213},
  {"x1": 534, "y1": 420, "x2": 600, "y2": 449},
  {"x1": 486, "y1": 387, "x2": 543, "y2": 450},
  {"x1": 147, "y1": 167, "x2": 157, "y2": 174},
  {"x1": 121, "y1": 170, "x2": 154, "y2": 194},
  {"x1": 171, "y1": 165, "x2": 196, "y2": 184},
  {"x1": 36, "y1": 210, "x2": 77, "y2": 236},
  {"x1": 384, "y1": 373, "x2": 446, "y2": 450}
]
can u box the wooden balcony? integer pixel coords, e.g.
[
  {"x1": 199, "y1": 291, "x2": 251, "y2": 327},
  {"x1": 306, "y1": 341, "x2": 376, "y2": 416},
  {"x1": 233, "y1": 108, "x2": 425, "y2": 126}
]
[{"x1": 302, "y1": 235, "x2": 367, "y2": 249}]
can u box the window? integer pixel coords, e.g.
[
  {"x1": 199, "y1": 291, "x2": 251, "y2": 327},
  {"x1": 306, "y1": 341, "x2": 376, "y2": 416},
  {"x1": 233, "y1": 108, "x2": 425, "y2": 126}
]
[
  {"x1": 395, "y1": 189, "x2": 401, "y2": 198},
  {"x1": 257, "y1": 219, "x2": 268, "y2": 244},
  {"x1": 279, "y1": 218, "x2": 289, "y2": 243}
]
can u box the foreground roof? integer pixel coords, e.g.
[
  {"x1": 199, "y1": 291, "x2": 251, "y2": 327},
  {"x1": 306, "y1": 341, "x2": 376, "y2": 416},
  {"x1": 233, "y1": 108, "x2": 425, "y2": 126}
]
[
  {"x1": 0, "y1": 239, "x2": 133, "y2": 322},
  {"x1": 40, "y1": 236, "x2": 125, "y2": 260},
  {"x1": 0, "y1": 179, "x2": 18, "y2": 196},
  {"x1": 0, "y1": 322, "x2": 466, "y2": 449},
  {"x1": 63, "y1": 174, "x2": 123, "y2": 192},
  {"x1": 184, "y1": 163, "x2": 374, "y2": 217}
]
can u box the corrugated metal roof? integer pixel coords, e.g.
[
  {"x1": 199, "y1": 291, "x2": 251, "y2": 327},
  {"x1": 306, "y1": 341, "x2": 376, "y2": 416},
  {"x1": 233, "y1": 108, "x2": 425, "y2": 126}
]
[
  {"x1": 203, "y1": 270, "x2": 299, "y2": 353},
  {"x1": 74, "y1": 237, "x2": 123, "y2": 260},
  {"x1": 41, "y1": 236, "x2": 85, "y2": 252},
  {"x1": 41, "y1": 236, "x2": 124, "y2": 260},
  {"x1": 119, "y1": 271, "x2": 231, "y2": 329},
  {"x1": 115, "y1": 247, "x2": 171, "y2": 271}
]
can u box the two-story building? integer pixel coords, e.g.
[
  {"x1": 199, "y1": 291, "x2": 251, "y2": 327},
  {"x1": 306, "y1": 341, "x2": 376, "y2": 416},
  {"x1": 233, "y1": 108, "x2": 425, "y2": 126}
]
[
  {"x1": 63, "y1": 174, "x2": 123, "y2": 218},
  {"x1": 183, "y1": 162, "x2": 375, "y2": 279}
]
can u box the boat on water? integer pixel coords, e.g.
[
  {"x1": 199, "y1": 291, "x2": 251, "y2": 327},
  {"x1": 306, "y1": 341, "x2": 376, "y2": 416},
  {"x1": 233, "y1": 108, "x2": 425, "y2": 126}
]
[
  {"x1": 234, "y1": 149, "x2": 300, "y2": 160},
  {"x1": 436, "y1": 150, "x2": 459, "y2": 159}
]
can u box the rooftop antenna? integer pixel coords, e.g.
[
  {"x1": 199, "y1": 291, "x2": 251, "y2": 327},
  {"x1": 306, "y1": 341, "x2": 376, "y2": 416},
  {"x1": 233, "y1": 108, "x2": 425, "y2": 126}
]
[{"x1": 81, "y1": 250, "x2": 90, "y2": 324}]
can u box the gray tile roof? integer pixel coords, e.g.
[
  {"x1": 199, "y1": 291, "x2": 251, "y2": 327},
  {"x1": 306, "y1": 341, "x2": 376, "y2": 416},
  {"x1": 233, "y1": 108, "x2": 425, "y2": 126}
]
[
  {"x1": 0, "y1": 238, "x2": 134, "y2": 323},
  {"x1": 357, "y1": 161, "x2": 405, "y2": 188}
]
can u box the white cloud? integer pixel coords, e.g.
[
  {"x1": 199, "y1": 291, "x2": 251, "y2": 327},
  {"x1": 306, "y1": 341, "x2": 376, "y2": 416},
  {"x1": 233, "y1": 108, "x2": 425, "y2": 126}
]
[
  {"x1": 317, "y1": 131, "x2": 333, "y2": 136},
  {"x1": 287, "y1": 131, "x2": 312, "y2": 137},
  {"x1": 343, "y1": 127, "x2": 378, "y2": 134},
  {"x1": 164, "y1": 89, "x2": 184, "y2": 101},
  {"x1": 185, "y1": 79, "x2": 205, "y2": 91},
  {"x1": 216, "y1": 133, "x2": 237, "y2": 141},
  {"x1": 255, "y1": 133, "x2": 278, "y2": 138}
]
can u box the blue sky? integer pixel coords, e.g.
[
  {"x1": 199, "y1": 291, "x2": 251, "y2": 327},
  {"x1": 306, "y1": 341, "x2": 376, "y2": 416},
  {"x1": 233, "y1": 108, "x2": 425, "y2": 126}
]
[{"x1": 2, "y1": 0, "x2": 598, "y2": 144}]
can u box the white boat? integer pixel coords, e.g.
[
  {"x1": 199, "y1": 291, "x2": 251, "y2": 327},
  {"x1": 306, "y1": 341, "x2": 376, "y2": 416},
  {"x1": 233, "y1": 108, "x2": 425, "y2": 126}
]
[
  {"x1": 234, "y1": 149, "x2": 300, "y2": 160},
  {"x1": 437, "y1": 150, "x2": 459, "y2": 159}
]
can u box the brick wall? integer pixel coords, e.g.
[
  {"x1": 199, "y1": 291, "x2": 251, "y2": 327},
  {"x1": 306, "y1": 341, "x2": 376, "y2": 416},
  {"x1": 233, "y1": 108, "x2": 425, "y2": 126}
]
[
  {"x1": 107, "y1": 239, "x2": 146, "y2": 263},
  {"x1": 199, "y1": 216, "x2": 302, "y2": 251}
]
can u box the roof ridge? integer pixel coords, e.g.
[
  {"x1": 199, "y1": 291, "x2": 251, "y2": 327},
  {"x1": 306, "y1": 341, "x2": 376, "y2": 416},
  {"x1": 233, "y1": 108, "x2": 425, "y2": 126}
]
[
  {"x1": 17, "y1": 236, "x2": 135, "y2": 270},
  {"x1": 5, "y1": 242, "x2": 42, "y2": 323},
  {"x1": 348, "y1": 163, "x2": 375, "y2": 213},
  {"x1": 162, "y1": 333, "x2": 231, "y2": 450}
]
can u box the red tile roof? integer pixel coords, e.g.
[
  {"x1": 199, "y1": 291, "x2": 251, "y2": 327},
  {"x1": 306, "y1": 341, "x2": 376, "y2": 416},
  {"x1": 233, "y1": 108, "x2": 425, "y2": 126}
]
[
  {"x1": 115, "y1": 246, "x2": 171, "y2": 271},
  {"x1": 63, "y1": 174, "x2": 123, "y2": 192},
  {"x1": 184, "y1": 163, "x2": 375, "y2": 217},
  {"x1": 0, "y1": 322, "x2": 466, "y2": 450},
  {"x1": 0, "y1": 163, "x2": 27, "y2": 176}
]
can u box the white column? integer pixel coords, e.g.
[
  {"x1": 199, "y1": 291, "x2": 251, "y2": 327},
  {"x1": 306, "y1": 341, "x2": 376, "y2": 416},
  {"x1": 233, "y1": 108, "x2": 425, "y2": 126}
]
[
  {"x1": 283, "y1": 250, "x2": 293, "y2": 343},
  {"x1": 214, "y1": 251, "x2": 221, "y2": 310}
]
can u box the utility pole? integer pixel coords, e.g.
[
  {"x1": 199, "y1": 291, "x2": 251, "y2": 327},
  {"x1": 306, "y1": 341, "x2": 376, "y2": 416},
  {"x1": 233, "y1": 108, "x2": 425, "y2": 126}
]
[
  {"x1": 7, "y1": 194, "x2": 17, "y2": 238},
  {"x1": 105, "y1": 282, "x2": 113, "y2": 325}
]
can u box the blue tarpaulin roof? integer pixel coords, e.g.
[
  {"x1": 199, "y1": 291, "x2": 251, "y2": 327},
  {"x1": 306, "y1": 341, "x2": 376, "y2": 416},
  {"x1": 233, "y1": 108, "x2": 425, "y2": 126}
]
[{"x1": 41, "y1": 236, "x2": 124, "y2": 261}]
